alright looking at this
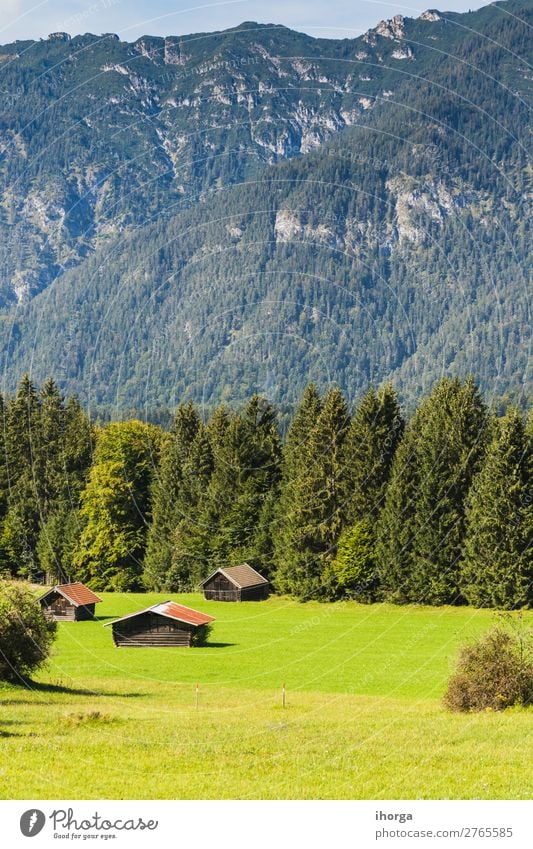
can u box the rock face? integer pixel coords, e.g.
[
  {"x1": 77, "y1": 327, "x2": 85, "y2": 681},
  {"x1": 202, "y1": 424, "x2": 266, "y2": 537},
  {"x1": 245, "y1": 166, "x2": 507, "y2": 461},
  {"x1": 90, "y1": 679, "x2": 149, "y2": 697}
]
[
  {"x1": 392, "y1": 46, "x2": 414, "y2": 60},
  {"x1": 419, "y1": 10, "x2": 442, "y2": 22},
  {"x1": 0, "y1": 2, "x2": 530, "y2": 408},
  {"x1": 0, "y1": 5, "x2": 488, "y2": 307},
  {"x1": 375, "y1": 15, "x2": 406, "y2": 40},
  {"x1": 0, "y1": 21, "x2": 404, "y2": 304}
]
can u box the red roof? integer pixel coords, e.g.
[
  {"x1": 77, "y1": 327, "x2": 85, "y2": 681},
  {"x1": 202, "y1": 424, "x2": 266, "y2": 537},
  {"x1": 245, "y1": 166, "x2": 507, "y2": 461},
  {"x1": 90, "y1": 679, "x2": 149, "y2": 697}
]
[
  {"x1": 40, "y1": 582, "x2": 102, "y2": 607},
  {"x1": 104, "y1": 601, "x2": 215, "y2": 628},
  {"x1": 154, "y1": 601, "x2": 215, "y2": 626}
]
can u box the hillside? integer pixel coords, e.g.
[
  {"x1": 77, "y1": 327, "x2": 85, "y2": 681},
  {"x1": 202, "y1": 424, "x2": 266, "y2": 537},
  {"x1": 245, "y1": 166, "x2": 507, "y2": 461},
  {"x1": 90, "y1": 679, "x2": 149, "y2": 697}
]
[{"x1": 0, "y1": 0, "x2": 530, "y2": 408}]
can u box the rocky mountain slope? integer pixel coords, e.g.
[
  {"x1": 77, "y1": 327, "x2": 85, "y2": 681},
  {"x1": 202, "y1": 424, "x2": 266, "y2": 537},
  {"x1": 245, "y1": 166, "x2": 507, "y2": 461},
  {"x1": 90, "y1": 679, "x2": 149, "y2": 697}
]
[{"x1": 0, "y1": 0, "x2": 530, "y2": 409}]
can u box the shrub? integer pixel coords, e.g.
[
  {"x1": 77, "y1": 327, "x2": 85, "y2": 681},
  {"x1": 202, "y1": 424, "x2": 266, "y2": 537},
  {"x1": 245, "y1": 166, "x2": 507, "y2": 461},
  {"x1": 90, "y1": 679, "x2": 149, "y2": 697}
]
[
  {"x1": 444, "y1": 624, "x2": 533, "y2": 712},
  {"x1": 192, "y1": 623, "x2": 212, "y2": 647},
  {"x1": 327, "y1": 520, "x2": 379, "y2": 602},
  {"x1": 0, "y1": 581, "x2": 57, "y2": 682}
]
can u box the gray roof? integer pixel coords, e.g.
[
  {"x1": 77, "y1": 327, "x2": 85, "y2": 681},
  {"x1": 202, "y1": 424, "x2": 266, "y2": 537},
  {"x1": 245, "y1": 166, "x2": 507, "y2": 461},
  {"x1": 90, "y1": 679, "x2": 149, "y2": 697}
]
[{"x1": 202, "y1": 563, "x2": 269, "y2": 589}]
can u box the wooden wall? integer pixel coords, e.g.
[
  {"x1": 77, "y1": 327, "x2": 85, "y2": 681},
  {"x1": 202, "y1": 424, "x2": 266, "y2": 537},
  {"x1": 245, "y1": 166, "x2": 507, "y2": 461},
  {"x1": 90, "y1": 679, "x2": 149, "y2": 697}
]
[
  {"x1": 203, "y1": 573, "x2": 241, "y2": 602},
  {"x1": 112, "y1": 612, "x2": 195, "y2": 647},
  {"x1": 240, "y1": 584, "x2": 269, "y2": 601},
  {"x1": 41, "y1": 592, "x2": 76, "y2": 621},
  {"x1": 75, "y1": 603, "x2": 96, "y2": 621},
  {"x1": 203, "y1": 573, "x2": 269, "y2": 601},
  {"x1": 41, "y1": 594, "x2": 96, "y2": 621}
]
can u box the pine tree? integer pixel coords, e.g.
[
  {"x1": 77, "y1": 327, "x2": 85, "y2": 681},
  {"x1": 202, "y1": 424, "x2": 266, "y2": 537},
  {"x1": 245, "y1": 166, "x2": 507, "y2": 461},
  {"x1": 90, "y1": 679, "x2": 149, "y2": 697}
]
[
  {"x1": 166, "y1": 423, "x2": 214, "y2": 590},
  {"x1": 282, "y1": 384, "x2": 322, "y2": 481},
  {"x1": 410, "y1": 377, "x2": 488, "y2": 604},
  {"x1": 0, "y1": 393, "x2": 8, "y2": 531},
  {"x1": 1, "y1": 376, "x2": 42, "y2": 576},
  {"x1": 273, "y1": 384, "x2": 322, "y2": 592},
  {"x1": 375, "y1": 420, "x2": 420, "y2": 601},
  {"x1": 142, "y1": 403, "x2": 202, "y2": 589},
  {"x1": 342, "y1": 383, "x2": 404, "y2": 524},
  {"x1": 200, "y1": 396, "x2": 281, "y2": 577},
  {"x1": 275, "y1": 387, "x2": 350, "y2": 598},
  {"x1": 36, "y1": 509, "x2": 81, "y2": 584},
  {"x1": 39, "y1": 377, "x2": 65, "y2": 513},
  {"x1": 460, "y1": 409, "x2": 532, "y2": 608},
  {"x1": 37, "y1": 388, "x2": 92, "y2": 582},
  {"x1": 62, "y1": 396, "x2": 94, "y2": 497},
  {"x1": 377, "y1": 377, "x2": 488, "y2": 604},
  {"x1": 4, "y1": 375, "x2": 41, "y2": 481}
]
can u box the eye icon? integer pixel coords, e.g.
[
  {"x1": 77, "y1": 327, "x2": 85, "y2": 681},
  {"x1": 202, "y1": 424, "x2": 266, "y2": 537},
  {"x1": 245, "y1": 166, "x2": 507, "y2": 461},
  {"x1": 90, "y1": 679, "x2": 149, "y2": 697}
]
[{"x1": 20, "y1": 810, "x2": 46, "y2": 837}]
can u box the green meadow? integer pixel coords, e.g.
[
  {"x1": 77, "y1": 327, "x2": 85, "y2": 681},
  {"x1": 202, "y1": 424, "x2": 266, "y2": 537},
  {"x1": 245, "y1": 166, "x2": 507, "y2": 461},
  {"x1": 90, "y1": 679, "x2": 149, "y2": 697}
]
[{"x1": 1, "y1": 594, "x2": 531, "y2": 799}]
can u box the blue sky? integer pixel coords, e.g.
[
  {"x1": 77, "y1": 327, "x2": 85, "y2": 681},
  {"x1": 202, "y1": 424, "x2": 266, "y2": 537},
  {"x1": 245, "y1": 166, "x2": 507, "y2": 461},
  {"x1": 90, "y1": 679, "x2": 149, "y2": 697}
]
[{"x1": 0, "y1": 0, "x2": 492, "y2": 44}]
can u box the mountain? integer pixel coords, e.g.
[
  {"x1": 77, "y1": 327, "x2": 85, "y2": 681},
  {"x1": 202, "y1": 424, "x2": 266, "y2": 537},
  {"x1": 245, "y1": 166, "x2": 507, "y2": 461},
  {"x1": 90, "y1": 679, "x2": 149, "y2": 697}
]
[{"x1": 0, "y1": 1, "x2": 530, "y2": 410}]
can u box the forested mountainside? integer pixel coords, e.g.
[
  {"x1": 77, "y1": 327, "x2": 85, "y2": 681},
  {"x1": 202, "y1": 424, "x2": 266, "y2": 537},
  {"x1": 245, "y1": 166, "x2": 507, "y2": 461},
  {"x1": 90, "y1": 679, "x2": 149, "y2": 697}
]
[{"x1": 0, "y1": 1, "x2": 530, "y2": 409}]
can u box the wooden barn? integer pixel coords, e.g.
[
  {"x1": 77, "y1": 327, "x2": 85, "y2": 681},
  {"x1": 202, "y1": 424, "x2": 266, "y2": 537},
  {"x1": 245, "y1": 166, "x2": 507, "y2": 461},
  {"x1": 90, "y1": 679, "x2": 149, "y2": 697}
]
[
  {"x1": 202, "y1": 563, "x2": 269, "y2": 602},
  {"x1": 105, "y1": 601, "x2": 215, "y2": 648},
  {"x1": 38, "y1": 582, "x2": 102, "y2": 621}
]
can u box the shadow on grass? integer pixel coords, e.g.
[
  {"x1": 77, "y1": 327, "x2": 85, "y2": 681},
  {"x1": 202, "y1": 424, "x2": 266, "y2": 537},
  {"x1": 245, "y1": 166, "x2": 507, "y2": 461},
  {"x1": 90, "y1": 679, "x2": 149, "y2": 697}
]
[
  {"x1": 0, "y1": 719, "x2": 25, "y2": 737},
  {"x1": 203, "y1": 642, "x2": 236, "y2": 649},
  {"x1": 11, "y1": 680, "x2": 146, "y2": 699}
]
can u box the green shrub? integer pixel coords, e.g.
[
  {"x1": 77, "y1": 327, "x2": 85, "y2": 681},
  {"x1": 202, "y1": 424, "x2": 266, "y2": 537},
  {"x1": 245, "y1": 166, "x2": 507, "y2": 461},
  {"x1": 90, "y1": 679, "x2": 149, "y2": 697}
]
[
  {"x1": 444, "y1": 624, "x2": 533, "y2": 712},
  {"x1": 192, "y1": 623, "x2": 212, "y2": 647},
  {"x1": 0, "y1": 581, "x2": 57, "y2": 682},
  {"x1": 328, "y1": 520, "x2": 378, "y2": 602}
]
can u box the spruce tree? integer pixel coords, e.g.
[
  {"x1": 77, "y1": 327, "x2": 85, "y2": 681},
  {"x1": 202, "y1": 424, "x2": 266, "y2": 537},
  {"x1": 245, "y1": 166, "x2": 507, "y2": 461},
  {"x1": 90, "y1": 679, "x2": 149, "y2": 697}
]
[
  {"x1": 281, "y1": 384, "x2": 322, "y2": 481},
  {"x1": 342, "y1": 383, "x2": 404, "y2": 524},
  {"x1": 460, "y1": 409, "x2": 532, "y2": 608},
  {"x1": 1, "y1": 376, "x2": 42, "y2": 576},
  {"x1": 375, "y1": 420, "x2": 420, "y2": 601},
  {"x1": 62, "y1": 396, "x2": 94, "y2": 496},
  {"x1": 39, "y1": 378, "x2": 65, "y2": 512},
  {"x1": 4, "y1": 375, "x2": 41, "y2": 480},
  {"x1": 273, "y1": 384, "x2": 322, "y2": 592},
  {"x1": 410, "y1": 377, "x2": 488, "y2": 604},
  {"x1": 37, "y1": 388, "x2": 93, "y2": 582},
  {"x1": 142, "y1": 403, "x2": 202, "y2": 589},
  {"x1": 201, "y1": 396, "x2": 281, "y2": 577},
  {"x1": 0, "y1": 394, "x2": 9, "y2": 546},
  {"x1": 377, "y1": 377, "x2": 488, "y2": 605},
  {"x1": 36, "y1": 509, "x2": 81, "y2": 584},
  {"x1": 275, "y1": 387, "x2": 350, "y2": 598},
  {"x1": 166, "y1": 423, "x2": 215, "y2": 590}
]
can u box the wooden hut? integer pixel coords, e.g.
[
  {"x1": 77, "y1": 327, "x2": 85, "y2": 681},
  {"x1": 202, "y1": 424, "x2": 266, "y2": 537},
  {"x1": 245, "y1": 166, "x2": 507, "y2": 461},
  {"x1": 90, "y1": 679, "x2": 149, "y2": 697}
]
[
  {"x1": 38, "y1": 582, "x2": 102, "y2": 621},
  {"x1": 105, "y1": 601, "x2": 215, "y2": 648},
  {"x1": 202, "y1": 563, "x2": 269, "y2": 602}
]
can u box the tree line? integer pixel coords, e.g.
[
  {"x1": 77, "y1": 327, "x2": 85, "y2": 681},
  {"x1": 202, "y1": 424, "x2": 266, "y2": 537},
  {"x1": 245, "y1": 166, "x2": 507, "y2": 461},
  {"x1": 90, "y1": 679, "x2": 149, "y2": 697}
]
[{"x1": 0, "y1": 375, "x2": 530, "y2": 608}]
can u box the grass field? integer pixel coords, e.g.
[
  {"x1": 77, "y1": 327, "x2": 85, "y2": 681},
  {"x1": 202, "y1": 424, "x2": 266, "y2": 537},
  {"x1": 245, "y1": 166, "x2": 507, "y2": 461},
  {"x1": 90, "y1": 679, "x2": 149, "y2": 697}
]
[{"x1": 1, "y1": 593, "x2": 531, "y2": 799}]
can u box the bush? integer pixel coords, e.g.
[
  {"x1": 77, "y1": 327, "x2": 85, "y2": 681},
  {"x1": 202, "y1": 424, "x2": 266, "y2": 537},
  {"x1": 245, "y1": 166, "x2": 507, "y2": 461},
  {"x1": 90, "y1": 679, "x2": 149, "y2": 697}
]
[
  {"x1": 192, "y1": 623, "x2": 212, "y2": 647},
  {"x1": 327, "y1": 520, "x2": 379, "y2": 602},
  {"x1": 0, "y1": 581, "x2": 57, "y2": 682},
  {"x1": 444, "y1": 624, "x2": 533, "y2": 712}
]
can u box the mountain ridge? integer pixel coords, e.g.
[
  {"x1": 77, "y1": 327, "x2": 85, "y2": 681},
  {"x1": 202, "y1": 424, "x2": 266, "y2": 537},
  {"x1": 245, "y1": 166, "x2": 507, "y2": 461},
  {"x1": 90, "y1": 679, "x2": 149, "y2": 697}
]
[{"x1": 0, "y1": 0, "x2": 530, "y2": 409}]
